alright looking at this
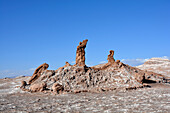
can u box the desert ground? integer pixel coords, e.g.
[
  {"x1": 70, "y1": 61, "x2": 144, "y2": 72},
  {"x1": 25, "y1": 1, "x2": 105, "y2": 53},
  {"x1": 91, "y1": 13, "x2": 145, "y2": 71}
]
[{"x1": 0, "y1": 76, "x2": 170, "y2": 113}]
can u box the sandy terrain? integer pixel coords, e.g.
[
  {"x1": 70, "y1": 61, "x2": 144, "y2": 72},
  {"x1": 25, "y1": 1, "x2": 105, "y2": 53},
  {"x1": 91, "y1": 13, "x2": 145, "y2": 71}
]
[{"x1": 0, "y1": 77, "x2": 170, "y2": 113}]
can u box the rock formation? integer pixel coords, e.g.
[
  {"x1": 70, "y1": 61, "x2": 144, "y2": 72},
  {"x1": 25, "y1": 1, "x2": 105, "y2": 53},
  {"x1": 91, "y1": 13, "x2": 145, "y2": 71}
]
[
  {"x1": 20, "y1": 81, "x2": 27, "y2": 88},
  {"x1": 107, "y1": 50, "x2": 115, "y2": 64},
  {"x1": 55, "y1": 62, "x2": 71, "y2": 72},
  {"x1": 75, "y1": 39, "x2": 88, "y2": 66},
  {"x1": 29, "y1": 82, "x2": 47, "y2": 92},
  {"x1": 92, "y1": 50, "x2": 120, "y2": 70},
  {"x1": 21, "y1": 39, "x2": 169, "y2": 94},
  {"x1": 28, "y1": 63, "x2": 49, "y2": 84},
  {"x1": 52, "y1": 83, "x2": 64, "y2": 94},
  {"x1": 64, "y1": 62, "x2": 71, "y2": 68}
]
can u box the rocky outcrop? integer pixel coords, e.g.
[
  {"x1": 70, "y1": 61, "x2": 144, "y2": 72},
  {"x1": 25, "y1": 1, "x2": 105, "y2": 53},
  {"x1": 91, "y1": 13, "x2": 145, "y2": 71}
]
[
  {"x1": 29, "y1": 82, "x2": 47, "y2": 92},
  {"x1": 21, "y1": 39, "x2": 169, "y2": 94},
  {"x1": 64, "y1": 62, "x2": 71, "y2": 67},
  {"x1": 92, "y1": 50, "x2": 122, "y2": 70},
  {"x1": 55, "y1": 62, "x2": 71, "y2": 72},
  {"x1": 20, "y1": 81, "x2": 27, "y2": 88},
  {"x1": 28, "y1": 63, "x2": 49, "y2": 84},
  {"x1": 52, "y1": 83, "x2": 64, "y2": 94},
  {"x1": 75, "y1": 39, "x2": 88, "y2": 66},
  {"x1": 107, "y1": 50, "x2": 115, "y2": 64}
]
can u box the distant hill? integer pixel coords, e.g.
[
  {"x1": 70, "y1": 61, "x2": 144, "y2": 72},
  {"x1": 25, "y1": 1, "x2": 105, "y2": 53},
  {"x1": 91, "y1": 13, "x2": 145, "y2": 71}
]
[{"x1": 137, "y1": 58, "x2": 170, "y2": 78}]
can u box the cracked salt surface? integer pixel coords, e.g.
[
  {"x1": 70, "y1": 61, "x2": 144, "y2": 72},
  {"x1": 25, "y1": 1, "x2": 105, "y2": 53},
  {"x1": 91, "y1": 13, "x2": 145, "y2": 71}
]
[
  {"x1": 0, "y1": 77, "x2": 170, "y2": 112},
  {"x1": 0, "y1": 77, "x2": 30, "y2": 95}
]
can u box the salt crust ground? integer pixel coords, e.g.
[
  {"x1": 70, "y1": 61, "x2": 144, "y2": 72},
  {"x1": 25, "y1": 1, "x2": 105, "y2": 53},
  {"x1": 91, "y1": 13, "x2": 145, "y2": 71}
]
[{"x1": 0, "y1": 76, "x2": 170, "y2": 113}]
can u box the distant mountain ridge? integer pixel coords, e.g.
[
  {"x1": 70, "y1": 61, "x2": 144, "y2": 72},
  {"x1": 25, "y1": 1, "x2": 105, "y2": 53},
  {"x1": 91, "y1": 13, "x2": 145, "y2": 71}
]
[{"x1": 137, "y1": 58, "x2": 170, "y2": 78}]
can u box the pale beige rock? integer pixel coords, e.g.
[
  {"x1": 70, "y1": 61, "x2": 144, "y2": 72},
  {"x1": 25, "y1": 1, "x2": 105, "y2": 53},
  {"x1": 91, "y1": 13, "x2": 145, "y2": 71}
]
[
  {"x1": 29, "y1": 82, "x2": 47, "y2": 92},
  {"x1": 52, "y1": 83, "x2": 64, "y2": 94}
]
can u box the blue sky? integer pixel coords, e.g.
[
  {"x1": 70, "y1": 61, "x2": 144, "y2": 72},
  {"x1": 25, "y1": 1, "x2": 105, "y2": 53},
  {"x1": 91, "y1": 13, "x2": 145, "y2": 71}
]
[{"x1": 0, "y1": 0, "x2": 170, "y2": 78}]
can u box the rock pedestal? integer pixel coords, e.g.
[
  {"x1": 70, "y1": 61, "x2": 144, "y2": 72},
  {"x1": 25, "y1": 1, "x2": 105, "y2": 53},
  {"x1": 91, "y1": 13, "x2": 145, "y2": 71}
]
[
  {"x1": 75, "y1": 39, "x2": 88, "y2": 66},
  {"x1": 107, "y1": 50, "x2": 115, "y2": 64}
]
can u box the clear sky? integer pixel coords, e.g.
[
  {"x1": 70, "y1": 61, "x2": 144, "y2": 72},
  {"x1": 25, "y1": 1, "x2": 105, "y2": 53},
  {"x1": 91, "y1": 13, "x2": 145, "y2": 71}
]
[{"x1": 0, "y1": 0, "x2": 170, "y2": 78}]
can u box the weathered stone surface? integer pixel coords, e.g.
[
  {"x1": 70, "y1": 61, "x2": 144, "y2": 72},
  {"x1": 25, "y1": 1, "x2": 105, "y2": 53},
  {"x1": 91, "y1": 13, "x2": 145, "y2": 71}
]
[
  {"x1": 64, "y1": 61, "x2": 71, "y2": 67},
  {"x1": 21, "y1": 39, "x2": 168, "y2": 94},
  {"x1": 116, "y1": 60, "x2": 120, "y2": 63},
  {"x1": 29, "y1": 82, "x2": 47, "y2": 92},
  {"x1": 92, "y1": 50, "x2": 118, "y2": 70},
  {"x1": 75, "y1": 39, "x2": 88, "y2": 66},
  {"x1": 28, "y1": 63, "x2": 49, "y2": 84},
  {"x1": 23, "y1": 62, "x2": 166, "y2": 94},
  {"x1": 55, "y1": 62, "x2": 71, "y2": 73},
  {"x1": 20, "y1": 81, "x2": 27, "y2": 88},
  {"x1": 51, "y1": 83, "x2": 64, "y2": 94},
  {"x1": 107, "y1": 50, "x2": 115, "y2": 64}
]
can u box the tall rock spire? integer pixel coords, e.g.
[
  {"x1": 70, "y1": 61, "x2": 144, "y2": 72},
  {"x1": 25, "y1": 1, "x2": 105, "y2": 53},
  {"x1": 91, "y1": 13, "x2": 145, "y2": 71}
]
[{"x1": 75, "y1": 39, "x2": 88, "y2": 66}]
